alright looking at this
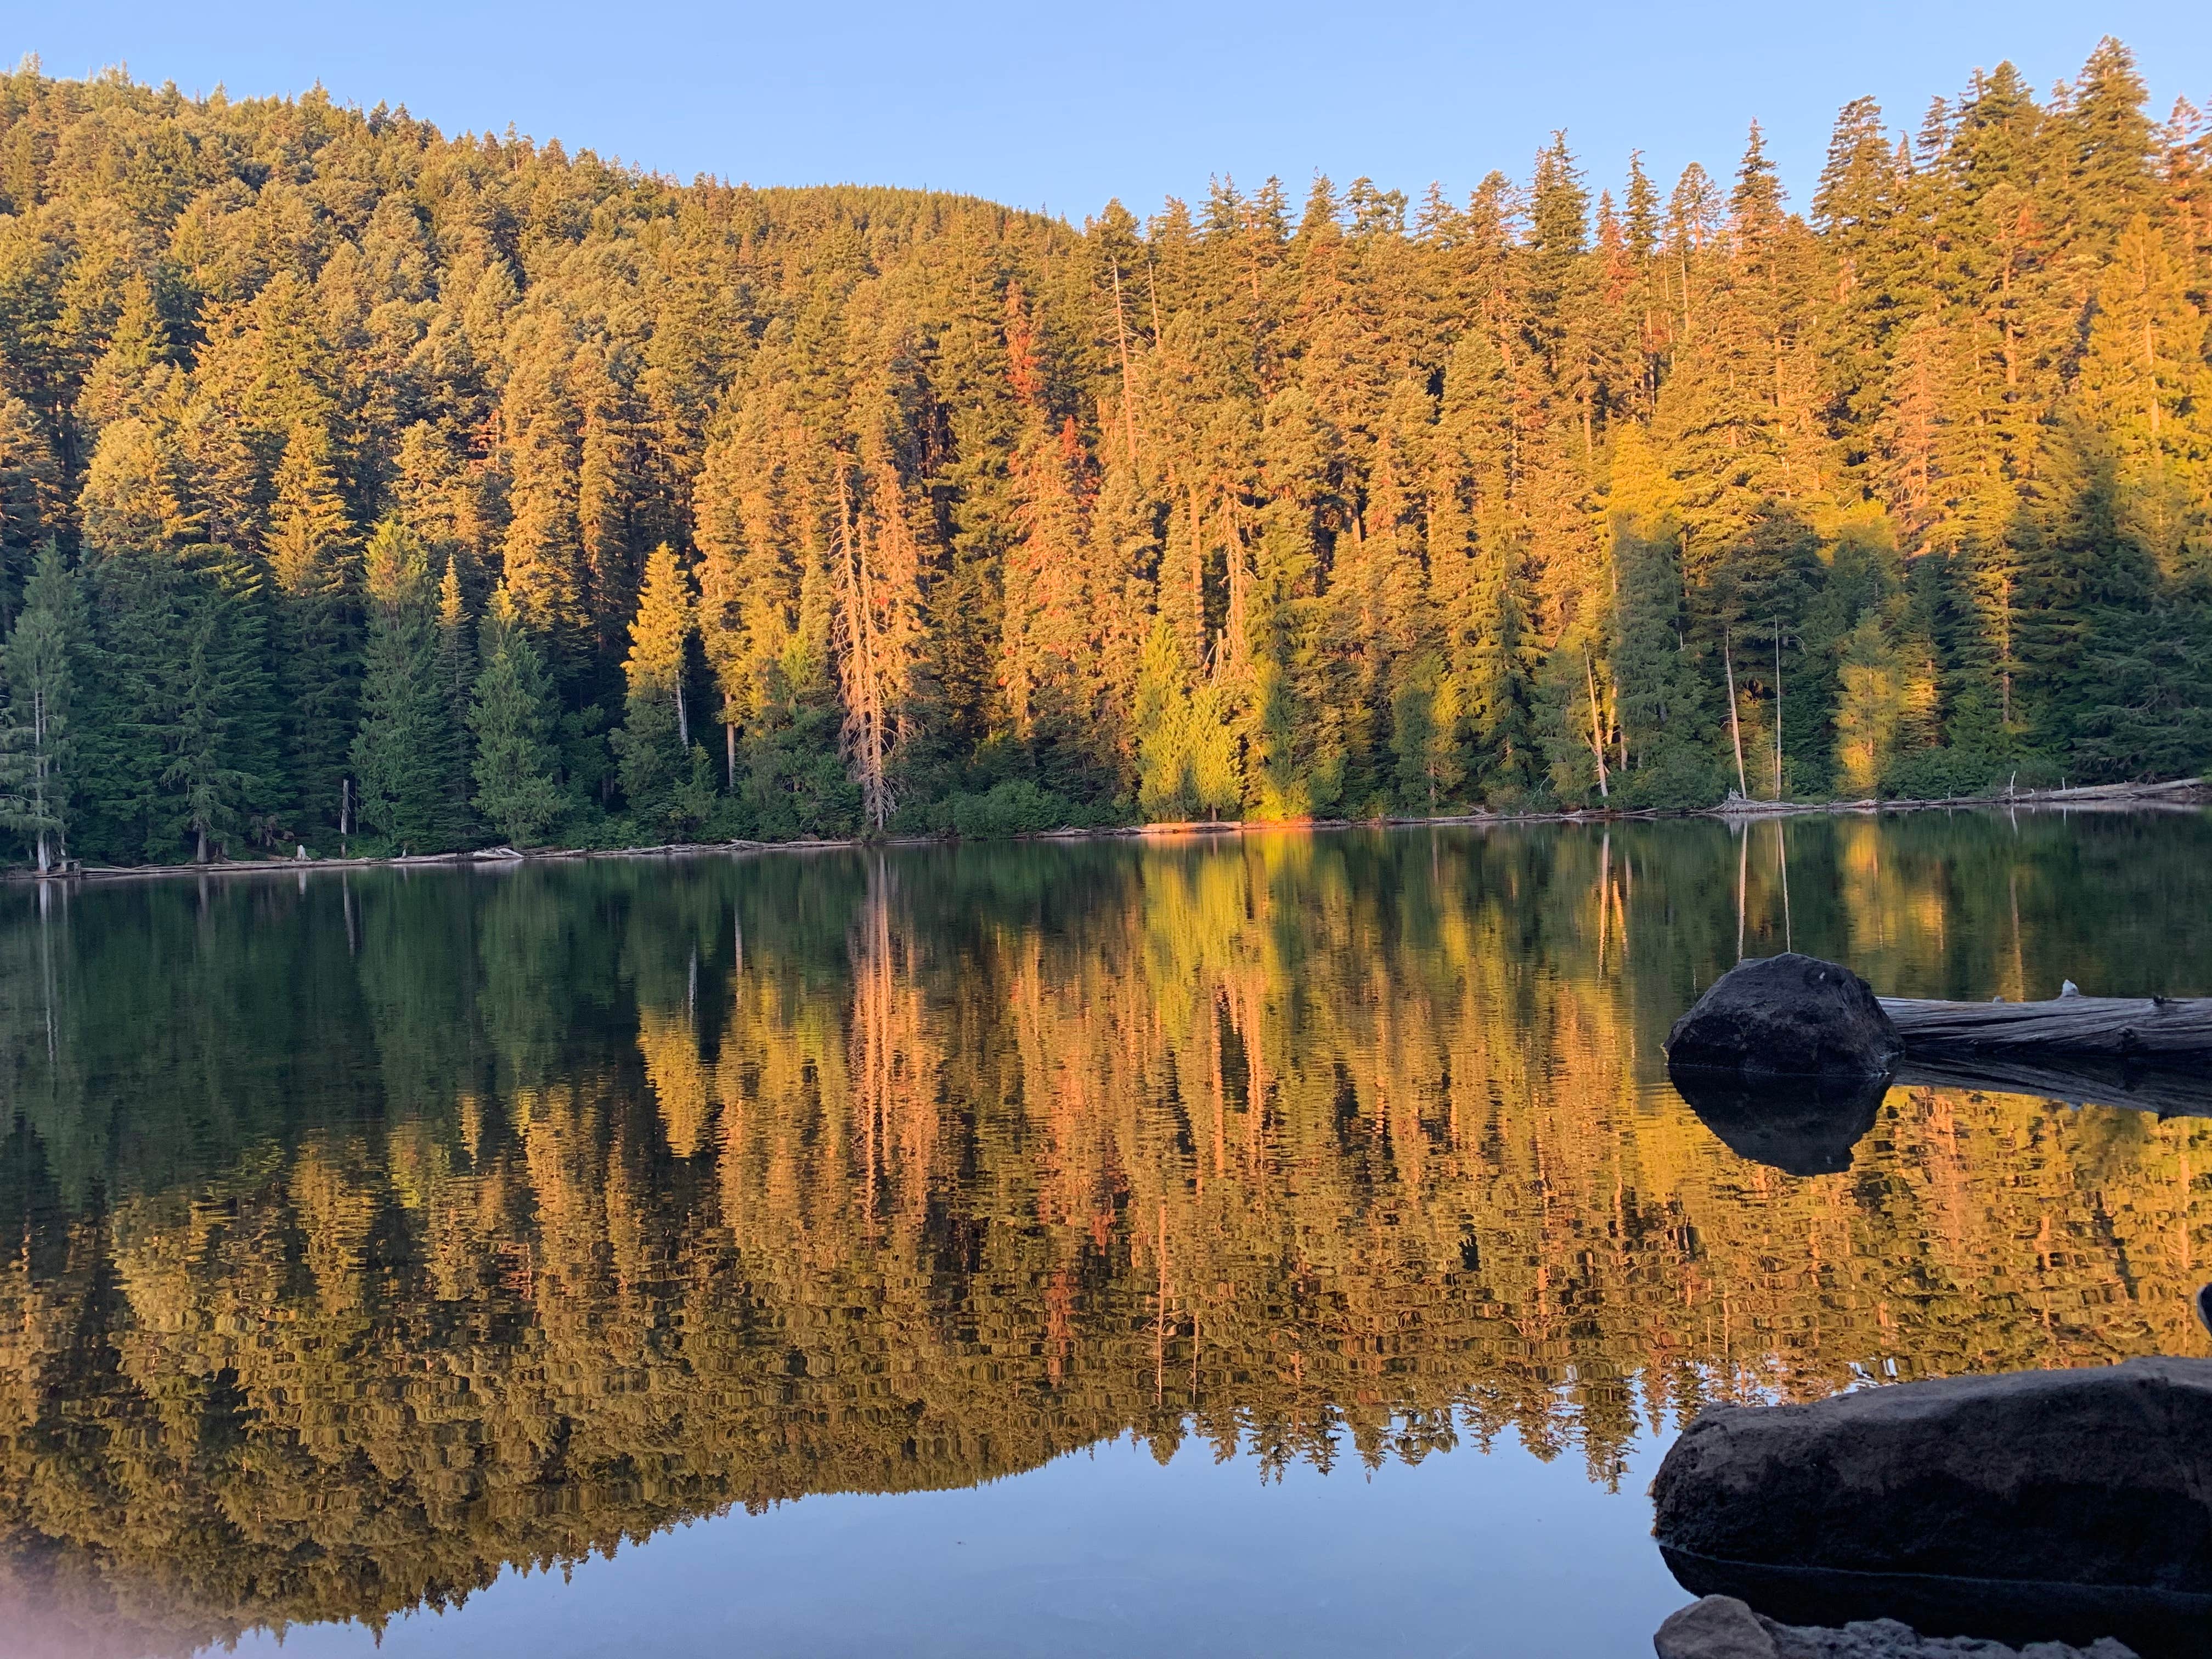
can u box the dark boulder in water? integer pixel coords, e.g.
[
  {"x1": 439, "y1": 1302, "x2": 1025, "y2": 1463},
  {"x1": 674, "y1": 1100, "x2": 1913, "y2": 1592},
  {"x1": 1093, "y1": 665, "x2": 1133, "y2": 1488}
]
[
  {"x1": 1666, "y1": 1064, "x2": 1890, "y2": 1176},
  {"x1": 1667, "y1": 954, "x2": 1901, "y2": 1077},
  {"x1": 1652, "y1": 1358, "x2": 2212, "y2": 1654}
]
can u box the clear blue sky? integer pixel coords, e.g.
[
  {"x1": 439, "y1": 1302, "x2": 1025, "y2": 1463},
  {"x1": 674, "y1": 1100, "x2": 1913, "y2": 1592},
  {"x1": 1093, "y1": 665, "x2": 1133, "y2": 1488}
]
[{"x1": 15, "y1": 2, "x2": 2209, "y2": 223}]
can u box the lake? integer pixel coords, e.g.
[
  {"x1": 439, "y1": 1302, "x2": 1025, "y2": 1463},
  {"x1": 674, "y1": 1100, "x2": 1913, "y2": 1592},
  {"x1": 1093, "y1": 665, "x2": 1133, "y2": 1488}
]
[{"x1": 4, "y1": 811, "x2": 2211, "y2": 1658}]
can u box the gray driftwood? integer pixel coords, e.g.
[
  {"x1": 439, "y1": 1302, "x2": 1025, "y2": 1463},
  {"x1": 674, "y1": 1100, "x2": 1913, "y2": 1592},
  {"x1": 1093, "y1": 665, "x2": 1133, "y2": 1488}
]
[{"x1": 1880, "y1": 995, "x2": 2212, "y2": 1059}]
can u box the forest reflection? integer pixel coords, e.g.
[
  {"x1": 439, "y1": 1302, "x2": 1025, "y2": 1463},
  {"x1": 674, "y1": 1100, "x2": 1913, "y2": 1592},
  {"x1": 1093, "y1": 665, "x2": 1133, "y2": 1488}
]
[{"x1": 4, "y1": 814, "x2": 2212, "y2": 1657}]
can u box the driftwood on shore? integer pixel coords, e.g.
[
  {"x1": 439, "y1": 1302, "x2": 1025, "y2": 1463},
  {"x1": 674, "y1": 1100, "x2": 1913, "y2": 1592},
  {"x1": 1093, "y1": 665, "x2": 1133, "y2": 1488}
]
[
  {"x1": 1880, "y1": 994, "x2": 2212, "y2": 1059},
  {"x1": 1711, "y1": 775, "x2": 2208, "y2": 816}
]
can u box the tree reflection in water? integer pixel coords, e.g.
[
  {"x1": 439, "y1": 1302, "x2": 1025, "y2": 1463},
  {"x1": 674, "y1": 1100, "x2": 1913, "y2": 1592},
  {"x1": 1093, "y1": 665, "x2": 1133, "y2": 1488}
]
[{"x1": 3, "y1": 814, "x2": 2211, "y2": 1657}]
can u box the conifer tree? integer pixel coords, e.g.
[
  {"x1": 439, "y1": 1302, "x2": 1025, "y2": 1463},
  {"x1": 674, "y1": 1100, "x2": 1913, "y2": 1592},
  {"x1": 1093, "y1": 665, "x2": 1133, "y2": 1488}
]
[
  {"x1": 165, "y1": 585, "x2": 260, "y2": 864},
  {"x1": 76, "y1": 270, "x2": 174, "y2": 433},
  {"x1": 352, "y1": 520, "x2": 456, "y2": 850},
  {"x1": 612, "y1": 544, "x2": 699, "y2": 832},
  {"x1": 741, "y1": 549, "x2": 856, "y2": 837},
  {"x1": 267, "y1": 420, "x2": 360, "y2": 837},
  {"x1": 834, "y1": 465, "x2": 927, "y2": 832},
  {"x1": 1134, "y1": 618, "x2": 1195, "y2": 819},
  {"x1": 0, "y1": 541, "x2": 83, "y2": 869},
  {"x1": 0, "y1": 397, "x2": 61, "y2": 622},
  {"x1": 1390, "y1": 650, "x2": 1462, "y2": 811},
  {"x1": 81, "y1": 554, "x2": 276, "y2": 864},
  {"x1": 436, "y1": 558, "x2": 477, "y2": 840},
  {"x1": 469, "y1": 586, "x2": 563, "y2": 848}
]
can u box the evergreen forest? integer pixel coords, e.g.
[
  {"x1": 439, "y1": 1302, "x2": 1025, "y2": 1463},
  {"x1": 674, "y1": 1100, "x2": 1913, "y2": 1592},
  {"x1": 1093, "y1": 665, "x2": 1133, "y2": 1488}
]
[{"x1": 0, "y1": 42, "x2": 2208, "y2": 863}]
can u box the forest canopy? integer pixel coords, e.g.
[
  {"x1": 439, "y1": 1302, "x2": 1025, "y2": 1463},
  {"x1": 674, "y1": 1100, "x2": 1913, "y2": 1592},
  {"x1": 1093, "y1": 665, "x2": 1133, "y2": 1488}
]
[{"x1": 0, "y1": 43, "x2": 2206, "y2": 862}]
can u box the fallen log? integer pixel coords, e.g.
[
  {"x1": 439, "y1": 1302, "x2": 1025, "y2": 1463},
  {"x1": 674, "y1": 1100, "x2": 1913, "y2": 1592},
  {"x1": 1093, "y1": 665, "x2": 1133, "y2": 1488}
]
[{"x1": 1880, "y1": 994, "x2": 2212, "y2": 1060}]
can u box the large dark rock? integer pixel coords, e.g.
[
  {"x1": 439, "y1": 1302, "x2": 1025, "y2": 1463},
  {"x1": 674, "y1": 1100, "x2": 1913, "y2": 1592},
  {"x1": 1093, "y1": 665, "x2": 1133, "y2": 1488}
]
[
  {"x1": 1667, "y1": 1064, "x2": 1891, "y2": 1175},
  {"x1": 1654, "y1": 1358, "x2": 2212, "y2": 1597},
  {"x1": 1667, "y1": 953, "x2": 1901, "y2": 1077}
]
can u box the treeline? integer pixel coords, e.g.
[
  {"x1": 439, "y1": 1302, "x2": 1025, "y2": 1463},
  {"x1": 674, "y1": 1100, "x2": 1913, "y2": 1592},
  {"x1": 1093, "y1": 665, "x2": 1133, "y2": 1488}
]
[{"x1": 0, "y1": 44, "x2": 2207, "y2": 862}]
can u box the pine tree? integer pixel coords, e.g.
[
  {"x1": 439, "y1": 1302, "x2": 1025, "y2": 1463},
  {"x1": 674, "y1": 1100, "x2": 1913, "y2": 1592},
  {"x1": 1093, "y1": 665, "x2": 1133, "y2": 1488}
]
[
  {"x1": 0, "y1": 397, "x2": 61, "y2": 623},
  {"x1": 2075, "y1": 213, "x2": 2210, "y2": 568},
  {"x1": 436, "y1": 558, "x2": 477, "y2": 841},
  {"x1": 500, "y1": 334, "x2": 588, "y2": 658},
  {"x1": 267, "y1": 420, "x2": 361, "y2": 837},
  {"x1": 76, "y1": 270, "x2": 174, "y2": 433},
  {"x1": 1832, "y1": 610, "x2": 1909, "y2": 794},
  {"x1": 611, "y1": 543, "x2": 699, "y2": 833},
  {"x1": 741, "y1": 547, "x2": 857, "y2": 837},
  {"x1": 352, "y1": 520, "x2": 457, "y2": 850},
  {"x1": 1134, "y1": 618, "x2": 1194, "y2": 819},
  {"x1": 1389, "y1": 650, "x2": 1462, "y2": 811},
  {"x1": 165, "y1": 584, "x2": 259, "y2": 864},
  {"x1": 0, "y1": 541, "x2": 83, "y2": 869},
  {"x1": 469, "y1": 586, "x2": 563, "y2": 848},
  {"x1": 834, "y1": 464, "x2": 927, "y2": 832}
]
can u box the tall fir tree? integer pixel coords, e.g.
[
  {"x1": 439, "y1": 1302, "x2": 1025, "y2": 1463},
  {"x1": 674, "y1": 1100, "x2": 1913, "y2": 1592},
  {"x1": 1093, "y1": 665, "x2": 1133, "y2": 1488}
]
[
  {"x1": 0, "y1": 541, "x2": 84, "y2": 868},
  {"x1": 612, "y1": 543, "x2": 703, "y2": 833},
  {"x1": 352, "y1": 520, "x2": 460, "y2": 850},
  {"x1": 469, "y1": 586, "x2": 564, "y2": 848}
]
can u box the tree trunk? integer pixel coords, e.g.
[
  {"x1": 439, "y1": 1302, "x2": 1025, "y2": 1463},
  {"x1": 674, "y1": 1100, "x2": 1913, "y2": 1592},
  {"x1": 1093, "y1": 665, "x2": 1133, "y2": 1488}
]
[
  {"x1": 1583, "y1": 647, "x2": 1610, "y2": 799},
  {"x1": 1723, "y1": 628, "x2": 1748, "y2": 797}
]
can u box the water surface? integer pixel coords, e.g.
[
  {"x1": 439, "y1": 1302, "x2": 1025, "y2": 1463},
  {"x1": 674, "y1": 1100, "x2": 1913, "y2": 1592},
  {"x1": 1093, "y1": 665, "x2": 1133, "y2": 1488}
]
[{"x1": 4, "y1": 812, "x2": 2211, "y2": 1657}]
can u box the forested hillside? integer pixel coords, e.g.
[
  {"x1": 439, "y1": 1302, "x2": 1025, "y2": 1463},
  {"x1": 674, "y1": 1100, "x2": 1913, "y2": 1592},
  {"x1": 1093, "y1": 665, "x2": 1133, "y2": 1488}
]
[{"x1": 0, "y1": 44, "x2": 2205, "y2": 863}]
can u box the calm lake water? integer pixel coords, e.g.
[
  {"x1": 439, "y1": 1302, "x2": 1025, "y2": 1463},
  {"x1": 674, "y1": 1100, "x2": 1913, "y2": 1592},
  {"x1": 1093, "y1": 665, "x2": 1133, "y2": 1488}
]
[{"x1": 4, "y1": 811, "x2": 2212, "y2": 1658}]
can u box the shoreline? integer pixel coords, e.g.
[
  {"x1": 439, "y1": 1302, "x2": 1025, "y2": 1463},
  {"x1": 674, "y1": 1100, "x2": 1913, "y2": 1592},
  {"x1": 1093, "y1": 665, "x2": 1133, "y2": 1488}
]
[{"x1": 15, "y1": 777, "x2": 2204, "y2": 885}]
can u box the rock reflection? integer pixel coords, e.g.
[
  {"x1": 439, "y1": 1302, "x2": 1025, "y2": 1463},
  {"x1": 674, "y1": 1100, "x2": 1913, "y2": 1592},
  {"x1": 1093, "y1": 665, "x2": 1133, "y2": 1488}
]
[
  {"x1": 2, "y1": 816, "x2": 2211, "y2": 1656},
  {"x1": 1665, "y1": 1064, "x2": 1892, "y2": 1175}
]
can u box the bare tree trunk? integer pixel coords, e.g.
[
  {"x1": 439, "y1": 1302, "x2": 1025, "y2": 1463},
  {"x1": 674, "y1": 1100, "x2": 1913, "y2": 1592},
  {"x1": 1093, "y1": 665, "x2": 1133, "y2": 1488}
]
[
  {"x1": 837, "y1": 477, "x2": 892, "y2": 831},
  {"x1": 725, "y1": 721, "x2": 736, "y2": 791},
  {"x1": 1583, "y1": 646, "x2": 1610, "y2": 800},
  {"x1": 1724, "y1": 627, "x2": 1748, "y2": 797},
  {"x1": 1110, "y1": 261, "x2": 1141, "y2": 467}
]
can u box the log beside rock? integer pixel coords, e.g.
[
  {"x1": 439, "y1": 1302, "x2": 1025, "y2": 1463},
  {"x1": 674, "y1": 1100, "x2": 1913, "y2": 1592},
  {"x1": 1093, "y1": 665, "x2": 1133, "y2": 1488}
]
[
  {"x1": 1667, "y1": 954, "x2": 1903, "y2": 1077},
  {"x1": 1880, "y1": 995, "x2": 2212, "y2": 1060}
]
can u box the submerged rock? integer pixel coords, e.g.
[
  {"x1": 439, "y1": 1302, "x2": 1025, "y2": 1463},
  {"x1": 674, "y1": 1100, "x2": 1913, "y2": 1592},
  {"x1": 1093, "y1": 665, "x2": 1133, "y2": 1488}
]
[
  {"x1": 1656, "y1": 1595, "x2": 1786, "y2": 1658},
  {"x1": 1654, "y1": 1595, "x2": 2137, "y2": 1658},
  {"x1": 1667, "y1": 953, "x2": 1902, "y2": 1076},
  {"x1": 1653, "y1": 1358, "x2": 2212, "y2": 1653},
  {"x1": 1666, "y1": 1064, "x2": 1890, "y2": 1175}
]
